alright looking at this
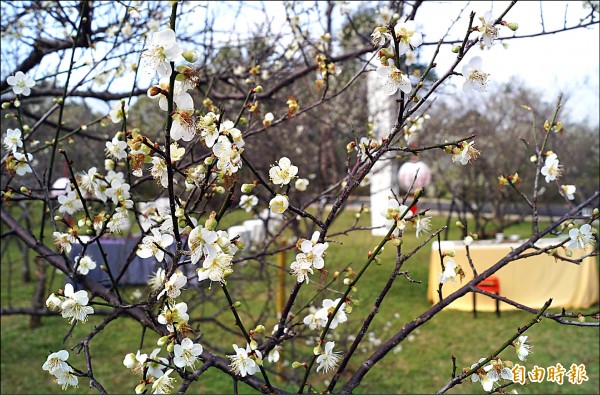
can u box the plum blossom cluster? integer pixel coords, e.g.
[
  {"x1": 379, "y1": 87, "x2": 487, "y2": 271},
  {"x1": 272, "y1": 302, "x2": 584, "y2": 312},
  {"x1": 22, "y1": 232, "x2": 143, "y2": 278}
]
[
  {"x1": 3, "y1": 128, "x2": 34, "y2": 176},
  {"x1": 290, "y1": 231, "x2": 329, "y2": 283},
  {"x1": 228, "y1": 343, "x2": 263, "y2": 377},
  {"x1": 371, "y1": 20, "x2": 423, "y2": 95},
  {"x1": 304, "y1": 298, "x2": 349, "y2": 330},
  {"x1": 469, "y1": 357, "x2": 515, "y2": 392},
  {"x1": 123, "y1": 347, "x2": 178, "y2": 394},
  {"x1": 442, "y1": 140, "x2": 480, "y2": 166},
  {"x1": 46, "y1": 283, "x2": 94, "y2": 324},
  {"x1": 382, "y1": 198, "x2": 432, "y2": 239},
  {"x1": 42, "y1": 350, "x2": 79, "y2": 390}
]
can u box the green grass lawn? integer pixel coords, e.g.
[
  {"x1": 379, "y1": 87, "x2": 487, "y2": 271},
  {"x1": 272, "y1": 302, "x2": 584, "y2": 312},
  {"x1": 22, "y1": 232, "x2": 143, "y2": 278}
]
[{"x1": 1, "y1": 207, "x2": 598, "y2": 394}]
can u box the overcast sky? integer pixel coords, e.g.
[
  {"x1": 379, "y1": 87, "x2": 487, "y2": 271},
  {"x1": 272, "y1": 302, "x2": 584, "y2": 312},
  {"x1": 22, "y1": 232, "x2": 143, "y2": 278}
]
[{"x1": 414, "y1": 1, "x2": 599, "y2": 127}]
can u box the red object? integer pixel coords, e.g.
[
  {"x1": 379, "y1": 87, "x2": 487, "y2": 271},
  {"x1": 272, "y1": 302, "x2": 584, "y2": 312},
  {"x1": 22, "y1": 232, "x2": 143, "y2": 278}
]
[
  {"x1": 473, "y1": 276, "x2": 501, "y2": 318},
  {"x1": 409, "y1": 205, "x2": 418, "y2": 215},
  {"x1": 476, "y1": 276, "x2": 500, "y2": 294}
]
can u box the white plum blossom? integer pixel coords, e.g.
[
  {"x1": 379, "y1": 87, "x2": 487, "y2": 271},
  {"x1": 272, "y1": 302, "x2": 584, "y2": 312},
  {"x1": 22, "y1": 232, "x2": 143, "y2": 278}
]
[
  {"x1": 312, "y1": 298, "x2": 348, "y2": 330},
  {"x1": 239, "y1": 195, "x2": 258, "y2": 212},
  {"x1": 146, "y1": 348, "x2": 169, "y2": 378},
  {"x1": 157, "y1": 271, "x2": 187, "y2": 300},
  {"x1": 514, "y1": 335, "x2": 533, "y2": 361},
  {"x1": 463, "y1": 235, "x2": 474, "y2": 246},
  {"x1": 540, "y1": 153, "x2": 561, "y2": 183},
  {"x1": 7, "y1": 71, "x2": 35, "y2": 96},
  {"x1": 269, "y1": 194, "x2": 289, "y2": 214},
  {"x1": 75, "y1": 255, "x2": 97, "y2": 275},
  {"x1": 290, "y1": 232, "x2": 329, "y2": 283},
  {"x1": 173, "y1": 338, "x2": 203, "y2": 369},
  {"x1": 148, "y1": 268, "x2": 167, "y2": 293},
  {"x1": 55, "y1": 369, "x2": 79, "y2": 390},
  {"x1": 53, "y1": 231, "x2": 75, "y2": 254},
  {"x1": 478, "y1": 11, "x2": 499, "y2": 47},
  {"x1": 143, "y1": 29, "x2": 182, "y2": 78},
  {"x1": 109, "y1": 101, "x2": 128, "y2": 124},
  {"x1": 470, "y1": 358, "x2": 498, "y2": 392},
  {"x1": 295, "y1": 178, "x2": 309, "y2": 191},
  {"x1": 228, "y1": 344, "x2": 262, "y2": 377},
  {"x1": 3, "y1": 128, "x2": 23, "y2": 152},
  {"x1": 462, "y1": 57, "x2": 489, "y2": 92},
  {"x1": 105, "y1": 179, "x2": 131, "y2": 204},
  {"x1": 188, "y1": 225, "x2": 218, "y2": 265},
  {"x1": 137, "y1": 228, "x2": 174, "y2": 262},
  {"x1": 267, "y1": 345, "x2": 282, "y2": 363},
  {"x1": 197, "y1": 112, "x2": 220, "y2": 147},
  {"x1": 152, "y1": 368, "x2": 176, "y2": 394},
  {"x1": 561, "y1": 185, "x2": 576, "y2": 200},
  {"x1": 382, "y1": 198, "x2": 413, "y2": 236},
  {"x1": 439, "y1": 258, "x2": 458, "y2": 284},
  {"x1": 12, "y1": 152, "x2": 33, "y2": 175},
  {"x1": 393, "y1": 20, "x2": 423, "y2": 55},
  {"x1": 158, "y1": 302, "x2": 189, "y2": 332},
  {"x1": 415, "y1": 216, "x2": 431, "y2": 238},
  {"x1": 376, "y1": 65, "x2": 412, "y2": 95},
  {"x1": 213, "y1": 135, "x2": 243, "y2": 175},
  {"x1": 269, "y1": 157, "x2": 298, "y2": 186},
  {"x1": 567, "y1": 224, "x2": 594, "y2": 249},
  {"x1": 370, "y1": 26, "x2": 392, "y2": 46},
  {"x1": 316, "y1": 341, "x2": 341, "y2": 373},
  {"x1": 150, "y1": 156, "x2": 169, "y2": 188},
  {"x1": 171, "y1": 110, "x2": 196, "y2": 141},
  {"x1": 219, "y1": 120, "x2": 245, "y2": 148},
  {"x1": 57, "y1": 188, "x2": 83, "y2": 215},
  {"x1": 60, "y1": 283, "x2": 94, "y2": 323},
  {"x1": 197, "y1": 251, "x2": 233, "y2": 284},
  {"x1": 105, "y1": 136, "x2": 128, "y2": 160},
  {"x1": 452, "y1": 141, "x2": 480, "y2": 165},
  {"x1": 43, "y1": 350, "x2": 70, "y2": 375},
  {"x1": 77, "y1": 167, "x2": 98, "y2": 195},
  {"x1": 123, "y1": 350, "x2": 148, "y2": 377},
  {"x1": 107, "y1": 206, "x2": 131, "y2": 233}
]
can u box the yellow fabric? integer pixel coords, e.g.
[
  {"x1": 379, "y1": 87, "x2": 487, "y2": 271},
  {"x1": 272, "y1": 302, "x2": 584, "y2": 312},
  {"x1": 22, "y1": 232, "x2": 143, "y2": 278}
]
[{"x1": 427, "y1": 238, "x2": 599, "y2": 312}]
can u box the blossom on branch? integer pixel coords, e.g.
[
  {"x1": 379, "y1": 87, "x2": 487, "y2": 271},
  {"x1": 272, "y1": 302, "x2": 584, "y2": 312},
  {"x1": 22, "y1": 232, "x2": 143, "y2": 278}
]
[
  {"x1": 143, "y1": 29, "x2": 182, "y2": 78},
  {"x1": 7, "y1": 71, "x2": 35, "y2": 96},
  {"x1": 462, "y1": 57, "x2": 489, "y2": 92}
]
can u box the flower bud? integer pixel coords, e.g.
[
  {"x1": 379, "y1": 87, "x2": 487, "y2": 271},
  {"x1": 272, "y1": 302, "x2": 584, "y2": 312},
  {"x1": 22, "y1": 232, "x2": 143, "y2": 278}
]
[
  {"x1": 313, "y1": 344, "x2": 322, "y2": 355},
  {"x1": 592, "y1": 208, "x2": 599, "y2": 217},
  {"x1": 13, "y1": 99, "x2": 20, "y2": 108},
  {"x1": 175, "y1": 208, "x2": 185, "y2": 218},
  {"x1": 578, "y1": 315, "x2": 585, "y2": 323},
  {"x1": 157, "y1": 336, "x2": 169, "y2": 346},
  {"x1": 507, "y1": 22, "x2": 519, "y2": 31},
  {"x1": 249, "y1": 339, "x2": 258, "y2": 350},
  {"x1": 1, "y1": 102, "x2": 10, "y2": 109},
  {"x1": 391, "y1": 238, "x2": 402, "y2": 246},
  {"x1": 292, "y1": 361, "x2": 303, "y2": 369},
  {"x1": 105, "y1": 159, "x2": 115, "y2": 171},
  {"x1": 254, "y1": 85, "x2": 264, "y2": 93},
  {"x1": 182, "y1": 49, "x2": 199, "y2": 63},
  {"x1": 254, "y1": 325, "x2": 265, "y2": 334},
  {"x1": 343, "y1": 278, "x2": 352, "y2": 285},
  {"x1": 135, "y1": 383, "x2": 146, "y2": 394},
  {"x1": 205, "y1": 213, "x2": 218, "y2": 231},
  {"x1": 19, "y1": 186, "x2": 28, "y2": 193},
  {"x1": 204, "y1": 156, "x2": 214, "y2": 166},
  {"x1": 234, "y1": 301, "x2": 242, "y2": 308},
  {"x1": 5, "y1": 113, "x2": 13, "y2": 119},
  {"x1": 213, "y1": 186, "x2": 225, "y2": 194},
  {"x1": 78, "y1": 219, "x2": 86, "y2": 227},
  {"x1": 54, "y1": 215, "x2": 62, "y2": 221},
  {"x1": 167, "y1": 342, "x2": 175, "y2": 353},
  {"x1": 452, "y1": 45, "x2": 461, "y2": 53},
  {"x1": 241, "y1": 183, "x2": 256, "y2": 193},
  {"x1": 178, "y1": 219, "x2": 187, "y2": 229}
]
